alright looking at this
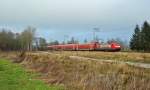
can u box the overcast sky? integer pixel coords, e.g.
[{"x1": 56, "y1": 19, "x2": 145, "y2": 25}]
[{"x1": 0, "y1": 0, "x2": 150, "y2": 42}]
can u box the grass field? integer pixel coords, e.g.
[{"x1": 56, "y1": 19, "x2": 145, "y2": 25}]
[
  {"x1": 1, "y1": 51, "x2": 150, "y2": 90},
  {"x1": 0, "y1": 58, "x2": 63, "y2": 90}
]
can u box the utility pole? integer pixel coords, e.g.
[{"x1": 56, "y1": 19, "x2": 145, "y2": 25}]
[
  {"x1": 64, "y1": 35, "x2": 69, "y2": 44},
  {"x1": 93, "y1": 27, "x2": 100, "y2": 42}
]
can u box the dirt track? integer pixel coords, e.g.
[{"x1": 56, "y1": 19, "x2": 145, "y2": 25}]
[
  {"x1": 69, "y1": 56, "x2": 150, "y2": 69},
  {"x1": 33, "y1": 51, "x2": 150, "y2": 69}
]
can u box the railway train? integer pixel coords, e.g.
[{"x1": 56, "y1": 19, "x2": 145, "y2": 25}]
[{"x1": 47, "y1": 42, "x2": 121, "y2": 51}]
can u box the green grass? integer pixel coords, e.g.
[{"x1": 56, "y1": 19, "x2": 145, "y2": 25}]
[{"x1": 0, "y1": 58, "x2": 63, "y2": 90}]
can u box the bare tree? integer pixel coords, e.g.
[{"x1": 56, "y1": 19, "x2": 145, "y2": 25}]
[{"x1": 20, "y1": 26, "x2": 36, "y2": 51}]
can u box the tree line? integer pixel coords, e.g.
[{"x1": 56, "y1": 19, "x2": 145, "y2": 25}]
[
  {"x1": 130, "y1": 21, "x2": 150, "y2": 52},
  {"x1": 0, "y1": 26, "x2": 47, "y2": 51},
  {"x1": 0, "y1": 26, "x2": 81, "y2": 51}
]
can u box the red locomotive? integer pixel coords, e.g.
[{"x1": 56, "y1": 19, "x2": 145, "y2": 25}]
[{"x1": 47, "y1": 42, "x2": 121, "y2": 51}]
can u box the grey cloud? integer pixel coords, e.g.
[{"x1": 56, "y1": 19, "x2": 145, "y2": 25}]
[
  {"x1": 1, "y1": 0, "x2": 149, "y2": 25},
  {"x1": 0, "y1": 0, "x2": 150, "y2": 42}
]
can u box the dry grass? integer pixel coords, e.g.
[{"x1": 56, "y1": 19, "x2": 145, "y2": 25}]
[
  {"x1": 51, "y1": 51, "x2": 150, "y2": 63},
  {"x1": 16, "y1": 52, "x2": 150, "y2": 90}
]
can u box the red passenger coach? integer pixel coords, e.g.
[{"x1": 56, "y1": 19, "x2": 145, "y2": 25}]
[{"x1": 47, "y1": 42, "x2": 121, "y2": 52}]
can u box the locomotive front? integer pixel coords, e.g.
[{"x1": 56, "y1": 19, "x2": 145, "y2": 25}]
[{"x1": 110, "y1": 43, "x2": 121, "y2": 51}]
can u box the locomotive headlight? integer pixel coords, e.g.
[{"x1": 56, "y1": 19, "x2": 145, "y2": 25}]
[{"x1": 115, "y1": 46, "x2": 121, "y2": 48}]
